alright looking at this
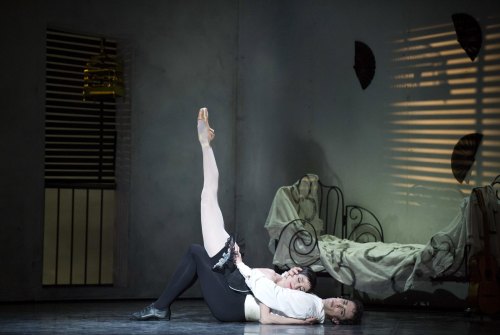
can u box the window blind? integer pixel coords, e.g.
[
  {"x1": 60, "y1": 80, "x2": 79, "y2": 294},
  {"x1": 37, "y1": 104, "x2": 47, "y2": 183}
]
[{"x1": 45, "y1": 28, "x2": 117, "y2": 188}]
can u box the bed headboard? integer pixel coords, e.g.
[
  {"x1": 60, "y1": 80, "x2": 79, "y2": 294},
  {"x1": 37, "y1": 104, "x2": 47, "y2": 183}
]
[
  {"x1": 315, "y1": 178, "x2": 384, "y2": 242},
  {"x1": 273, "y1": 176, "x2": 384, "y2": 271}
]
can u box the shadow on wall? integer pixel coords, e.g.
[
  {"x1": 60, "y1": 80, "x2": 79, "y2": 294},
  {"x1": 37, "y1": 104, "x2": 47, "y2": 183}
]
[
  {"x1": 279, "y1": 136, "x2": 345, "y2": 190},
  {"x1": 386, "y1": 14, "x2": 500, "y2": 210}
]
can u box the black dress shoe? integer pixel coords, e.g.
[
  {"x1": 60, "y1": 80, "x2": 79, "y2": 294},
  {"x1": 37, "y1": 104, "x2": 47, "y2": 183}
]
[{"x1": 130, "y1": 303, "x2": 171, "y2": 321}]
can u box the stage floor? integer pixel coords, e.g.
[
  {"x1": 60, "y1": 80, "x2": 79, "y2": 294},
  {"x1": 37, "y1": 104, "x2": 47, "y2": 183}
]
[{"x1": 0, "y1": 299, "x2": 498, "y2": 335}]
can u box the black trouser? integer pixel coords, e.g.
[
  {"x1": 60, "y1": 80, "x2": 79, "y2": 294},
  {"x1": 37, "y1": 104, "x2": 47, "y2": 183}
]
[{"x1": 154, "y1": 244, "x2": 247, "y2": 322}]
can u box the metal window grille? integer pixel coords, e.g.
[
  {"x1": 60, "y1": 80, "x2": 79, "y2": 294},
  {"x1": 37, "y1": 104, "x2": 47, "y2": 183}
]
[{"x1": 43, "y1": 28, "x2": 118, "y2": 286}]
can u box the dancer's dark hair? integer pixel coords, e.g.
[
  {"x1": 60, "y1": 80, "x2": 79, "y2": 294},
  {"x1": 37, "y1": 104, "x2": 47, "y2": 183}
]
[
  {"x1": 337, "y1": 299, "x2": 364, "y2": 325},
  {"x1": 297, "y1": 266, "x2": 317, "y2": 292}
]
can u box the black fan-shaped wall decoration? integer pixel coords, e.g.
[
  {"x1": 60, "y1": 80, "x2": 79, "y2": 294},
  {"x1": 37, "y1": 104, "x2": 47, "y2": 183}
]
[
  {"x1": 353, "y1": 41, "x2": 376, "y2": 89},
  {"x1": 452, "y1": 13, "x2": 482, "y2": 62},
  {"x1": 451, "y1": 133, "x2": 483, "y2": 184}
]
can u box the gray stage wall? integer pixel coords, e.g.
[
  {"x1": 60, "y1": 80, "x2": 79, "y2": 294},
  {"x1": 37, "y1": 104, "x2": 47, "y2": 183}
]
[
  {"x1": 1, "y1": 0, "x2": 499, "y2": 304},
  {"x1": 0, "y1": 0, "x2": 239, "y2": 301}
]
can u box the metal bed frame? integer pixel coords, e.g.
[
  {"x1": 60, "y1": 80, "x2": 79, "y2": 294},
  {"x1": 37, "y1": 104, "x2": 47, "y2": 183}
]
[
  {"x1": 273, "y1": 174, "x2": 500, "y2": 294},
  {"x1": 274, "y1": 175, "x2": 384, "y2": 271}
]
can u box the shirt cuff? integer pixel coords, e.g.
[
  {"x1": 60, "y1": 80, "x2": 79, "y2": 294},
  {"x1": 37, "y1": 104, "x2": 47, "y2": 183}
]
[{"x1": 236, "y1": 261, "x2": 252, "y2": 278}]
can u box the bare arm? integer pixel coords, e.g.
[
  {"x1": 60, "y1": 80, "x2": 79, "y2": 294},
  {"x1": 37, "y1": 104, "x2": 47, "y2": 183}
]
[
  {"x1": 254, "y1": 268, "x2": 281, "y2": 283},
  {"x1": 234, "y1": 245, "x2": 324, "y2": 323},
  {"x1": 259, "y1": 303, "x2": 318, "y2": 325},
  {"x1": 234, "y1": 246, "x2": 293, "y2": 281},
  {"x1": 253, "y1": 267, "x2": 304, "y2": 284}
]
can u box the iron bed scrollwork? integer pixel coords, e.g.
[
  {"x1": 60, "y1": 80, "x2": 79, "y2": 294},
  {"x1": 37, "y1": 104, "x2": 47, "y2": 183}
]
[
  {"x1": 273, "y1": 175, "x2": 385, "y2": 273},
  {"x1": 271, "y1": 173, "x2": 500, "y2": 301}
]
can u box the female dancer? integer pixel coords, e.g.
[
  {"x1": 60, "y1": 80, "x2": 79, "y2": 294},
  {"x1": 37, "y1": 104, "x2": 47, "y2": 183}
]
[
  {"x1": 130, "y1": 108, "x2": 362, "y2": 324},
  {"x1": 130, "y1": 108, "x2": 315, "y2": 322}
]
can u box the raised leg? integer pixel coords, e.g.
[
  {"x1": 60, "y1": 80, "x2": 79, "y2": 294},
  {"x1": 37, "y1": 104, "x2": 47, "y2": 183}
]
[{"x1": 198, "y1": 108, "x2": 229, "y2": 257}]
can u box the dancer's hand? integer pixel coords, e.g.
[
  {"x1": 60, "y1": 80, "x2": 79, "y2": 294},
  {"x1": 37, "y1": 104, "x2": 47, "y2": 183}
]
[
  {"x1": 283, "y1": 267, "x2": 302, "y2": 277},
  {"x1": 233, "y1": 244, "x2": 243, "y2": 265},
  {"x1": 303, "y1": 317, "x2": 319, "y2": 324}
]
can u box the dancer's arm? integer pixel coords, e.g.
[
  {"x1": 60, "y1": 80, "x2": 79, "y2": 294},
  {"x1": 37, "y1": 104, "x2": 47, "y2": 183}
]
[
  {"x1": 258, "y1": 303, "x2": 318, "y2": 325},
  {"x1": 255, "y1": 267, "x2": 303, "y2": 284},
  {"x1": 254, "y1": 268, "x2": 281, "y2": 283},
  {"x1": 233, "y1": 246, "x2": 324, "y2": 323},
  {"x1": 237, "y1": 261, "x2": 308, "y2": 314}
]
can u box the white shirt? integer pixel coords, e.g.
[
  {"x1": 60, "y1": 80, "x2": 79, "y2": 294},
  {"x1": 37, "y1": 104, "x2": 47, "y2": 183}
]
[
  {"x1": 237, "y1": 262, "x2": 325, "y2": 323},
  {"x1": 244, "y1": 295, "x2": 260, "y2": 321}
]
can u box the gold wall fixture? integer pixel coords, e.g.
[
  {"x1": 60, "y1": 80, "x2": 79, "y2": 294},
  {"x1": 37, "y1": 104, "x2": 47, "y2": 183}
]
[{"x1": 83, "y1": 38, "x2": 124, "y2": 100}]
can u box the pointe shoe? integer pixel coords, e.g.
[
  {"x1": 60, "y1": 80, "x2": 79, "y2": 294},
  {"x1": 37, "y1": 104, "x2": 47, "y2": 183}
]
[
  {"x1": 198, "y1": 107, "x2": 208, "y2": 122},
  {"x1": 197, "y1": 107, "x2": 215, "y2": 145}
]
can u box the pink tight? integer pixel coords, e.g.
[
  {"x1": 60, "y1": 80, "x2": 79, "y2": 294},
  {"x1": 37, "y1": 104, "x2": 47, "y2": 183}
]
[{"x1": 198, "y1": 119, "x2": 229, "y2": 257}]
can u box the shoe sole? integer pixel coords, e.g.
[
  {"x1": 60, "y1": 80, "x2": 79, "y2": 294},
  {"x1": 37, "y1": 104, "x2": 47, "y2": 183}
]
[{"x1": 130, "y1": 316, "x2": 169, "y2": 321}]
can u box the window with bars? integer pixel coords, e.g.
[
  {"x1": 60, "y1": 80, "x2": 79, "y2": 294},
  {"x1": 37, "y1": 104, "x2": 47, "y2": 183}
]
[
  {"x1": 43, "y1": 28, "x2": 120, "y2": 286},
  {"x1": 45, "y1": 29, "x2": 118, "y2": 188}
]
